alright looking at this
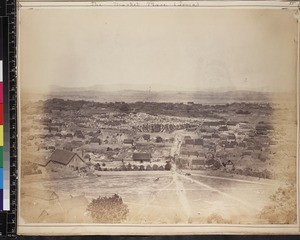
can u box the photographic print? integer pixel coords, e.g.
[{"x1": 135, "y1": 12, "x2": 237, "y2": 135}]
[{"x1": 18, "y1": 1, "x2": 299, "y2": 234}]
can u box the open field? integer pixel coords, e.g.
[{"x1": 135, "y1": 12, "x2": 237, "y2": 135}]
[{"x1": 21, "y1": 169, "x2": 282, "y2": 224}]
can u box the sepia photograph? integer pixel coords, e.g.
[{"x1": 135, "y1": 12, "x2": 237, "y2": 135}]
[{"x1": 17, "y1": 1, "x2": 299, "y2": 235}]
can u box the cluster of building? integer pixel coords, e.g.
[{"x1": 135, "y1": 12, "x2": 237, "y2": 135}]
[
  {"x1": 20, "y1": 98, "x2": 284, "y2": 177},
  {"x1": 177, "y1": 120, "x2": 276, "y2": 171}
]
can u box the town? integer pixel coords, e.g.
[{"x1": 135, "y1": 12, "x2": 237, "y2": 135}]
[{"x1": 21, "y1": 98, "x2": 294, "y2": 177}]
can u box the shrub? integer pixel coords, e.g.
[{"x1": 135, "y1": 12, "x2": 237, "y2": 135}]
[
  {"x1": 139, "y1": 165, "x2": 145, "y2": 171},
  {"x1": 212, "y1": 161, "x2": 222, "y2": 170},
  {"x1": 158, "y1": 166, "x2": 164, "y2": 170},
  {"x1": 132, "y1": 165, "x2": 139, "y2": 171},
  {"x1": 95, "y1": 163, "x2": 101, "y2": 170},
  {"x1": 234, "y1": 168, "x2": 243, "y2": 175},
  {"x1": 126, "y1": 163, "x2": 132, "y2": 171},
  {"x1": 152, "y1": 164, "x2": 158, "y2": 171},
  {"x1": 205, "y1": 159, "x2": 215, "y2": 166},
  {"x1": 207, "y1": 213, "x2": 232, "y2": 224},
  {"x1": 146, "y1": 165, "x2": 152, "y2": 171},
  {"x1": 87, "y1": 194, "x2": 129, "y2": 223},
  {"x1": 261, "y1": 169, "x2": 272, "y2": 179},
  {"x1": 258, "y1": 184, "x2": 296, "y2": 224},
  {"x1": 120, "y1": 164, "x2": 127, "y2": 171},
  {"x1": 243, "y1": 167, "x2": 253, "y2": 176},
  {"x1": 119, "y1": 103, "x2": 130, "y2": 113},
  {"x1": 165, "y1": 162, "x2": 172, "y2": 171}
]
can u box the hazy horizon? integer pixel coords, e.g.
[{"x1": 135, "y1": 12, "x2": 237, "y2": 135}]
[
  {"x1": 22, "y1": 83, "x2": 296, "y2": 95},
  {"x1": 20, "y1": 8, "x2": 298, "y2": 94}
]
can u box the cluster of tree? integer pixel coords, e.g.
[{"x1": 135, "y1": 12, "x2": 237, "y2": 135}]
[
  {"x1": 39, "y1": 98, "x2": 272, "y2": 120},
  {"x1": 233, "y1": 167, "x2": 272, "y2": 179},
  {"x1": 94, "y1": 162, "x2": 172, "y2": 171},
  {"x1": 175, "y1": 157, "x2": 273, "y2": 178},
  {"x1": 175, "y1": 158, "x2": 221, "y2": 171},
  {"x1": 206, "y1": 213, "x2": 233, "y2": 224},
  {"x1": 119, "y1": 103, "x2": 130, "y2": 113},
  {"x1": 87, "y1": 194, "x2": 129, "y2": 223},
  {"x1": 236, "y1": 109, "x2": 251, "y2": 114},
  {"x1": 258, "y1": 184, "x2": 296, "y2": 224}
]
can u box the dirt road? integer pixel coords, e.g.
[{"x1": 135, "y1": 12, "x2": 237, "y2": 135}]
[{"x1": 170, "y1": 131, "x2": 184, "y2": 157}]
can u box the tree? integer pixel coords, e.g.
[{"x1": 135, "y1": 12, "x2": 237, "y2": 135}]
[
  {"x1": 165, "y1": 162, "x2": 172, "y2": 171},
  {"x1": 95, "y1": 163, "x2": 101, "y2": 171},
  {"x1": 152, "y1": 164, "x2": 158, "y2": 171},
  {"x1": 146, "y1": 165, "x2": 152, "y2": 171},
  {"x1": 139, "y1": 165, "x2": 145, "y2": 171},
  {"x1": 175, "y1": 160, "x2": 183, "y2": 169},
  {"x1": 119, "y1": 103, "x2": 130, "y2": 113},
  {"x1": 126, "y1": 163, "x2": 132, "y2": 171},
  {"x1": 259, "y1": 185, "x2": 296, "y2": 224},
  {"x1": 212, "y1": 161, "x2": 222, "y2": 170},
  {"x1": 133, "y1": 165, "x2": 139, "y2": 171},
  {"x1": 158, "y1": 166, "x2": 164, "y2": 170},
  {"x1": 87, "y1": 194, "x2": 129, "y2": 223},
  {"x1": 120, "y1": 164, "x2": 127, "y2": 171}
]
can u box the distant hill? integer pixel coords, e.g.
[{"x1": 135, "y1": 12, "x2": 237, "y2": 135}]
[
  {"x1": 45, "y1": 89, "x2": 275, "y2": 104},
  {"x1": 21, "y1": 85, "x2": 295, "y2": 105}
]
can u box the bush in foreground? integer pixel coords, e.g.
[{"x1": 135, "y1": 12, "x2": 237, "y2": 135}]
[
  {"x1": 258, "y1": 184, "x2": 296, "y2": 224},
  {"x1": 206, "y1": 213, "x2": 232, "y2": 224},
  {"x1": 87, "y1": 194, "x2": 129, "y2": 223}
]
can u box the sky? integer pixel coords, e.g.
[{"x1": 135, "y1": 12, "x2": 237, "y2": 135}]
[{"x1": 19, "y1": 7, "x2": 298, "y2": 93}]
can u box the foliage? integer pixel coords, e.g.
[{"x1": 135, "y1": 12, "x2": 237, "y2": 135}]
[
  {"x1": 206, "y1": 213, "x2": 232, "y2": 224},
  {"x1": 212, "y1": 161, "x2": 222, "y2": 170},
  {"x1": 165, "y1": 162, "x2": 172, "y2": 171},
  {"x1": 146, "y1": 165, "x2": 152, "y2": 171},
  {"x1": 126, "y1": 163, "x2": 132, "y2": 171},
  {"x1": 258, "y1": 184, "x2": 297, "y2": 224},
  {"x1": 119, "y1": 103, "x2": 130, "y2": 113},
  {"x1": 152, "y1": 164, "x2": 158, "y2": 170},
  {"x1": 132, "y1": 165, "x2": 139, "y2": 171},
  {"x1": 120, "y1": 164, "x2": 127, "y2": 171},
  {"x1": 87, "y1": 194, "x2": 129, "y2": 223},
  {"x1": 234, "y1": 167, "x2": 272, "y2": 179},
  {"x1": 95, "y1": 163, "x2": 101, "y2": 171},
  {"x1": 139, "y1": 165, "x2": 145, "y2": 171},
  {"x1": 158, "y1": 166, "x2": 164, "y2": 170},
  {"x1": 94, "y1": 163, "x2": 170, "y2": 171}
]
